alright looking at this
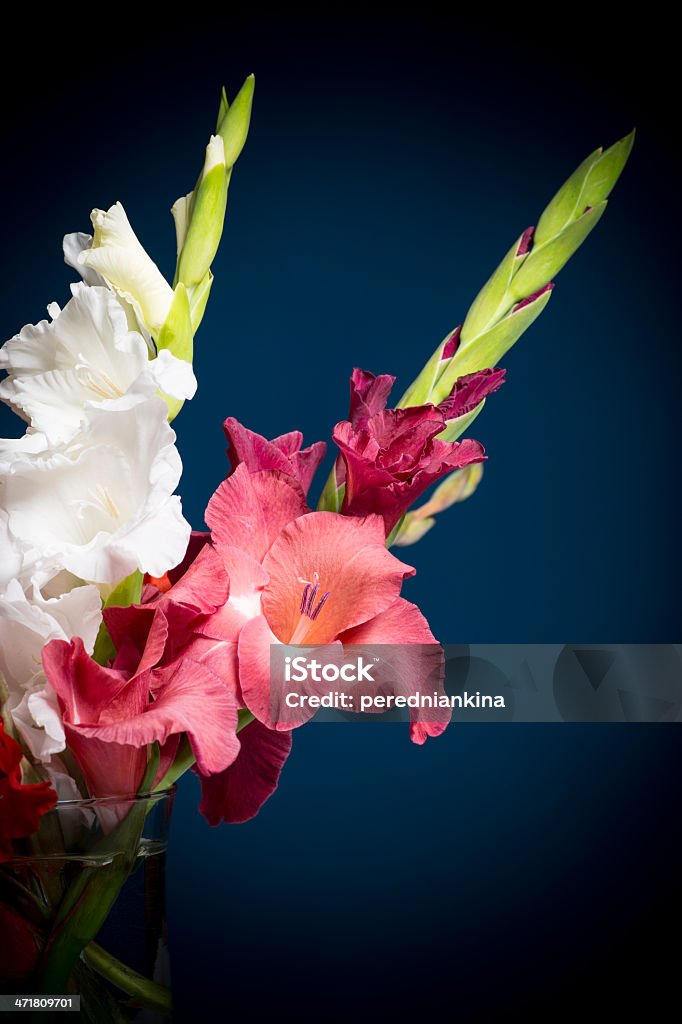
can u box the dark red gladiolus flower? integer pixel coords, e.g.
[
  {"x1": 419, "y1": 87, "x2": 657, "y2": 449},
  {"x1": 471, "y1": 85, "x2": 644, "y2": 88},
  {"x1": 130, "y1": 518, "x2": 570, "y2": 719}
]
[
  {"x1": 332, "y1": 367, "x2": 504, "y2": 534},
  {"x1": 0, "y1": 721, "x2": 56, "y2": 862}
]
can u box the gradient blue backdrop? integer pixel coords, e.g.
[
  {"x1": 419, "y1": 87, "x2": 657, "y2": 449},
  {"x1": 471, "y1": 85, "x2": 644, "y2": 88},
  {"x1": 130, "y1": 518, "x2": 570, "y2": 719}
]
[{"x1": 2, "y1": 10, "x2": 680, "y2": 1020}]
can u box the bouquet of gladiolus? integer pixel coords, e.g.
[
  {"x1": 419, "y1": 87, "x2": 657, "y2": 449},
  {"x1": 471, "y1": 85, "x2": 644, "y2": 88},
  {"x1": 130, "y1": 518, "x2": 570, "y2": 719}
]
[{"x1": 0, "y1": 74, "x2": 632, "y2": 1011}]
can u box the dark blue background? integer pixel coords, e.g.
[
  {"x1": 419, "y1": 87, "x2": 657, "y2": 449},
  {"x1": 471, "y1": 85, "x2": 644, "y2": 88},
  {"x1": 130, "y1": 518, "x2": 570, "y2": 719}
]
[{"x1": 3, "y1": 9, "x2": 680, "y2": 1020}]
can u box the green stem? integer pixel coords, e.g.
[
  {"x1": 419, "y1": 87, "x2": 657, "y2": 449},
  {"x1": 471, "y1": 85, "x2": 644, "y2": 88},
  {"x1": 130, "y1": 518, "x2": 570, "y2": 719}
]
[
  {"x1": 38, "y1": 804, "x2": 147, "y2": 993},
  {"x1": 82, "y1": 942, "x2": 171, "y2": 1016}
]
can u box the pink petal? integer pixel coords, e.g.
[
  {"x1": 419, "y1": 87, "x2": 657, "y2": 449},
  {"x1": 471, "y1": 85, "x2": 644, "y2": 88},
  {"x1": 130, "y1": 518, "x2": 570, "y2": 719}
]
[
  {"x1": 75, "y1": 659, "x2": 240, "y2": 775},
  {"x1": 349, "y1": 368, "x2": 395, "y2": 427},
  {"x1": 105, "y1": 605, "x2": 169, "y2": 677},
  {"x1": 237, "y1": 615, "x2": 282, "y2": 726},
  {"x1": 160, "y1": 542, "x2": 229, "y2": 614},
  {"x1": 438, "y1": 367, "x2": 506, "y2": 421},
  {"x1": 261, "y1": 512, "x2": 415, "y2": 644},
  {"x1": 63, "y1": 729, "x2": 147, "y2": 797},
  {"x1": 187, "y1": 637, "x2": 242, "y2": 703},
  {"x1": 289, "y1": 441, "x2": 327, "y2": 495},
  {"x1": 223, "y1": 418, "x2": 326, "y2": 495},
  {"x1": 339, "y1": 596, "x2": 436, "y2": 644},
  {"x1": 224, "y1": 417, "x2": 294, "y2": 475},
  {"x1": 199, "y1": 545, "x2": 268, "y2": 643},
  {"x1": 269, "y1": 429, "x2": 304, "y2": 457},
  {"x1": 206, "y1": 464, "x2": 307, "y2": 562},
  {"x1": 410, "y1": 719, "x2": 449, "y2": 745},
  {"x1": 340, "y1": 599, "x2": 449, "y2": 744},
  {"x1": 42, "y1": 638, "x2": 131, "y2": 725},
  {"x1": 237, "y1": 615, "x2": 338, "y2": 729},
  {"x1": 197, "y1": 719, "x2": 292, "y2": 825}
]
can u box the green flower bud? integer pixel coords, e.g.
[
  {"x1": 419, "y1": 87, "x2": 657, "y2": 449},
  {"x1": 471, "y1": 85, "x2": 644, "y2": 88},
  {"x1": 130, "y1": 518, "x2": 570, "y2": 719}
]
[
  {"x1": 176, "y1": 137, "x2": 229, "y2": 288},
  {"x1": 217, "y1": 74, "x2": 255, "y2": 168}
]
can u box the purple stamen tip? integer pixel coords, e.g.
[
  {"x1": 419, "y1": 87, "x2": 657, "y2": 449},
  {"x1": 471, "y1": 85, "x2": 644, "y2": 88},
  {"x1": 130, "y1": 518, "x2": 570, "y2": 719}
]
[
  {"x1": 311, "y1": 592, "x2": 331, "y2": 621},
  {"x1": 300, "y1": 583, "x2": 311, "y2": 614},
  {"x1": 306, "y1": 583, "x2": 320, "y2": 616}
]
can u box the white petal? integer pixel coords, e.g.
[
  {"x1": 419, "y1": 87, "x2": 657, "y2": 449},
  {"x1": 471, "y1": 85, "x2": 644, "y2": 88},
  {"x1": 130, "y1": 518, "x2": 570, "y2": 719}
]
[
  {"x1": 78, "y1": 203, "x2": 174, "y2": 336},
  {"x1": 107, "y1": 494, "x2": 191, "y2": 577},
  {"x1": 171, "y1": 193, "x2": 193, "y2": 254},
  {"x1": 1, "y1": 397, "x2": 190, "y2": 585},
  {"x1": 63, "y1": 231, "x2": 104, "y2": 287},
  {"x1": 0, "y1": 285, "x2": 151, "y2": 444},
  {"x1": 149, "y1": 350, "x2": 198, "y2": 400},
  {"x1": 12, "y1": 684, "x2": 66, "y2": 760},
  {"x1": 0, "y1": 576, "x2": 102, "y2": 693}
]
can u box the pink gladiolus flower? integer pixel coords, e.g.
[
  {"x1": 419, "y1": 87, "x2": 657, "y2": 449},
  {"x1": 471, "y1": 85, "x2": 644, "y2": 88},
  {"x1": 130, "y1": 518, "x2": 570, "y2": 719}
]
[
  {"x1": 200, "y1": 460, "x2": 442, "y2": 746},
  {"x1": 41, "y1": 568, "x2": 240, "y2": 797},
  {"x1": 332, "y1": 367, "x2": 504, "y2": 534},
  {"x1": 108, "y1": 535, "x2": 294, "y2": 824},
  {"x1": 223, "y1": 417, "x2": 325, "y2": 496}
]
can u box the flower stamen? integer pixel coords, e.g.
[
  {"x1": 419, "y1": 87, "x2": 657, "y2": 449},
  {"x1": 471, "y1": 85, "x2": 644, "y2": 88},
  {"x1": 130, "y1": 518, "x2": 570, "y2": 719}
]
[{"x1": 292, "y1": 571, "x2": 331, "y2": 641}]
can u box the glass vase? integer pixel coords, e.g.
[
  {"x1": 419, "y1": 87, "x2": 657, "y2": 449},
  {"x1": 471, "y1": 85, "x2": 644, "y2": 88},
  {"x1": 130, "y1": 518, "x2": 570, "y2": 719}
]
[{"x1": 0, "y1": 788, "x2": 175, "y2": 1021}]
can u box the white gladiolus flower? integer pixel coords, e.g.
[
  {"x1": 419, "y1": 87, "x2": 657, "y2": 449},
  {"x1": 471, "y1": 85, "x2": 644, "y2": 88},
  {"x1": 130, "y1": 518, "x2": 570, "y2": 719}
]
[
  {"x1": 0, "y1": 578, "x2": 102, "y2": 761},
  {"x1": 76, "y1": 203, "x2": 175, "y2": 339},
  {"x1": 0, "y1": 395, "x2": 191, "y2": 585},
  {"x1": 0, "y1": 284, "x2": 196, "y2": 445}
]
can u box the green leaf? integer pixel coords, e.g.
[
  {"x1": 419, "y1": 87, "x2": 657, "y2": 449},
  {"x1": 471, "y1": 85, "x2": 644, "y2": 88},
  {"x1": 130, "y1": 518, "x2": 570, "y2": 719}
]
[
  {"x1": 156, "y1": 283, "x2": 193, "y2": 362},
  {"x1": 391, "y1": 463, "x2": 484, "y2": 547},
  {"x1": 427, "y1": 462, "x2": 484, "y2": 509},
  {"x1": 396, "y1": 336, "x2": 450, "y2": 407},
  {"x1": 216, "y1": 85, "x2": 229, "y2": 130},
  {"x1": 391, "y1": 514, "x2": 436, "y2": 547},
  {"x1": 139, "y1": 743, "x2": 160, "y2": 795},
  {"x1": 435, "y1": 286, "x2": 553, "y2": 395},
  {"x1": 217, "y1": 73, "x2": 255, "y2": 168},
  {"x1": 535, "y1": 131, "x2": 634, "y2": 245},
  {"x1": 317, "y1": 472, "x2": 345, "y2": 513},
  {"x1": 385, "y1": 514, "x2": 406, "y2": 547},
  {"x1": 92, "y1": 571, "x2": 143, "y2": 666},
  {"x1": 533, "y1": 147, "x2": 603, "y2": 245},
  {"x1": 510, "y1": 202, "x2": 606, "y2": 300},
  {"x1": 82, "y1": 942, "x2": 171, "y2": 1015},
  {"x1": 581, "y1": 130, "x2": 635, "y2": 209},
  {"x1": 461, "y1": 234, "x2": 526, "y2": 341},
  {"x1": 189, "y1": 270, "x2": 214, "y2": 333}
]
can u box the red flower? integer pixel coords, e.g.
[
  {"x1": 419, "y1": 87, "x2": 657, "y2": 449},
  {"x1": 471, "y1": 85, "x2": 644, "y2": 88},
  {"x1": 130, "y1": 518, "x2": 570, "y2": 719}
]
[
  {"x1": 332, "y1": 367, "x2": 504, "y2": 534},
  {"x1": 0, "y1": 721, "x2": 56, "y2": 862}
]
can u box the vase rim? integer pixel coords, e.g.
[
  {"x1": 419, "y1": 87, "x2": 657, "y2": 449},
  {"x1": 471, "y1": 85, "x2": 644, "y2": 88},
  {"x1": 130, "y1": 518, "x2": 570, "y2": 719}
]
[{"x1": 50, "y1": 784, "x2": 177, "y2": 808}]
